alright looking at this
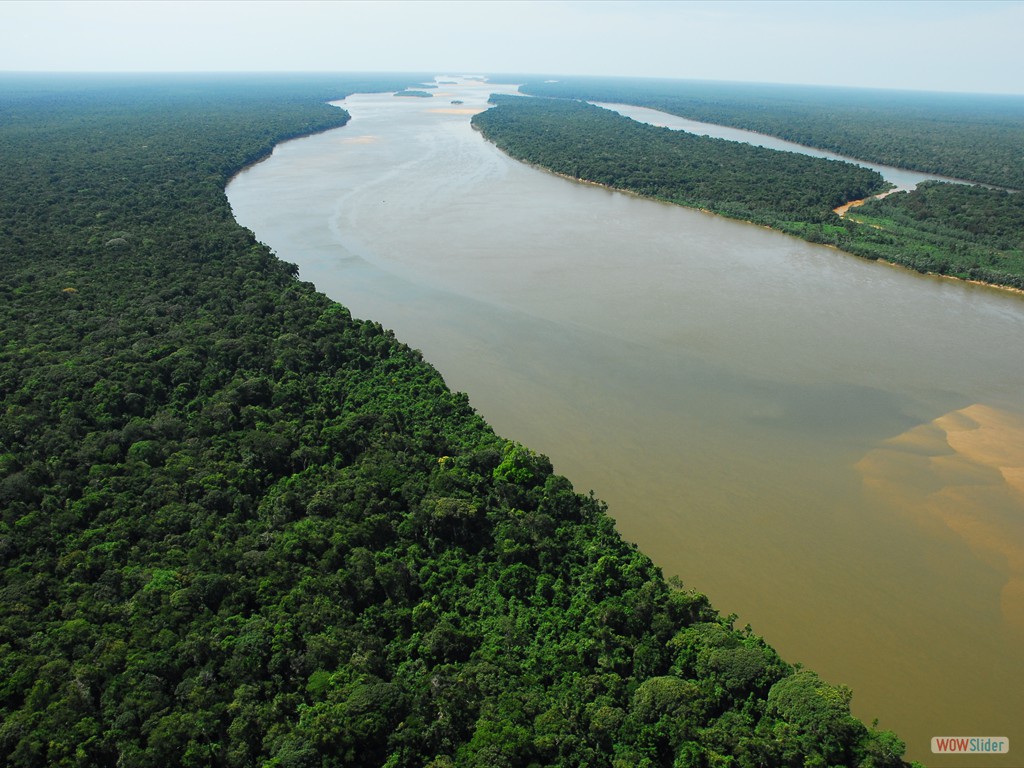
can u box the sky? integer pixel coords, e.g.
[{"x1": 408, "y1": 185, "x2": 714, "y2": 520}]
[{"x1": 2, "y1": 0, "x2": 1023, "y2": 95}]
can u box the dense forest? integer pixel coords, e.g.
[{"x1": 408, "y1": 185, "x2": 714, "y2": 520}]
[
  {"x1": 516, "y1": 76, "x2": 1024, "y2": 190},
  {"x1": 0, "y1": 76, "x2": 911, "y2": 766},
  {"x1": 472, "y1": 95, "x2": 887, "y2": 227},
  {"x1": 842, "y1": 182, "x2": 1024, "y2": 284},
  {"x1": 474, "y1": 93, "x2": 1024, "y2": 291}
]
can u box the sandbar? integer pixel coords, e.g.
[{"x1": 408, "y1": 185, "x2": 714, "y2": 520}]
[
  {"x1": 857, "y1": 403, "x2": 1024, "y2": 633},
  {"x1": 429, "y1": 108, "x2": 487, "y2": 115}
]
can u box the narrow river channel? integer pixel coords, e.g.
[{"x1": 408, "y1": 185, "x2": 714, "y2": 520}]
[
  {"x1": 594, "y1": 102, "x2": 969, "y2": 192},
  {"x1": 227, "y1": 78, "x2": 1024, "y2": 765}
]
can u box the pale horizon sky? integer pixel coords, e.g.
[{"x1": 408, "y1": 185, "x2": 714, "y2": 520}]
[{"x1": 2, "y1": 0, "x2": 1024, "y2": 95}]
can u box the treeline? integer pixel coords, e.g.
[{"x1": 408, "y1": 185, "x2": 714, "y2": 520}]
[
  {"x1": 841, "y1": 181, "x2": 1024, "y2": 287},
  {"x1": 474, "y1": 92, "x2": 1024, "y2": 291},
  {"x1": 517, "y1": 76, "x2": 1024, "y2": 190},
  {"x1": 472, "y1": 95, "x2": 887, "y2": 228},
  {"x1": 0, "y1": 75, "x2": 910, "y2": 766}
]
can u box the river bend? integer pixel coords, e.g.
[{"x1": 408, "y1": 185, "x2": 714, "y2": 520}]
[{"x1": 228, "y1": 78, "x2": 1024, "y2": 764}]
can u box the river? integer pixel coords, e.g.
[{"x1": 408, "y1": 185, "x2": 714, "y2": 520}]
[
  {"x1": 227, "y1": 77, "x2": 1024, "y2": 765},
  {"x1": 594, "y1": 102, "x2": 968, "y2": 192}
]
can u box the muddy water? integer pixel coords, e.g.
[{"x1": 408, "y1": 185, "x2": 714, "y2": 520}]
[{"x1": 227, "y1": 79, "x2": 1024, "y2": 764}]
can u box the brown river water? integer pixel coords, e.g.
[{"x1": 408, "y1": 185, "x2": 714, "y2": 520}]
[{"x1": 227, "y1": 78, "x2": 1024, "y2": 764}]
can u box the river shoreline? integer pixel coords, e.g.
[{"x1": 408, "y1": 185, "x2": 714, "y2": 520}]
[
  {"x1": 476, "y1": 129, "x2": 1024, "y2": 299},
  {"x1": 230, "y1": 84, "x2": 1024, "y2": 764}
]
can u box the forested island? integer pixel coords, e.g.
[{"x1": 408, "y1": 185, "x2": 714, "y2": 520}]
[
  {"x1": 481, "y1": 80, "x2": 1024, "y2": 291},
  {"x1": 0, "y1": 75, "x2": 913, "y2": 766},
  {"x1": 472, "y1": 95, "x2": 888, "y2": 229},
  {"x1": 517, "y1": 77, "x2": 1024, "y2": 190}
]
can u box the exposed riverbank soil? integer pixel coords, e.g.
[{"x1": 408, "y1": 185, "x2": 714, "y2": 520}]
[{"x1": 833, "y1": 187, "x2": 900, "y2": 217}]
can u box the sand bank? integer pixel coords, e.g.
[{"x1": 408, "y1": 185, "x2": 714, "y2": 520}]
[{"x1": 857, "y1": 404, "x2": 1024, "y2": 633}]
